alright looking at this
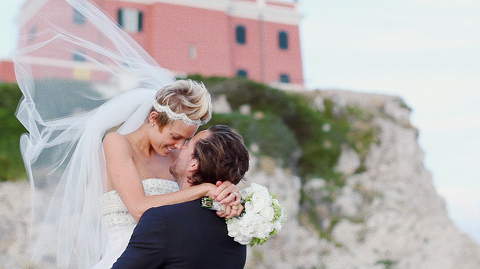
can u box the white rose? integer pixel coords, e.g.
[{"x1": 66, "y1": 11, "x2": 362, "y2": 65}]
[
  {"x1": 253, "y1": 222, "x2": 274, "y2": 239},
  {"x1": 248, "y1": 192, "x2": 272, "y2": 213},
  {"x1": 227, "y1": 218, "x2": 241, "y2": 236},
  {"x1": 258, "y1": 204, "x2": 275, "y2": 221},
  {"x1": 228, "y1": 218, "x2": 252, "y2": 245},
  {"x1": 243, "y1": 183, "x2": 269, "y2": 198},
  {"x1": 240, "y1": 188, "x2": 251, "y2": 199},
  {"x1": 252, "y1": 183, "x2": 271, "y2": 196},
  {"x1": 244, "y1": 200, "x2": 255, "y2": 213},
  {"x1": 241, "y1": 183, "x2": 261, "y2": 198},
  {"x1": 237, "y1": 212, "x2": 258, "y2": 234},
  {"x1": 235, "y1": 235, "x2": 252, "y2": 245},
  {"x1": 272, "y1": 219, "x2": 283, "y2": 232}
]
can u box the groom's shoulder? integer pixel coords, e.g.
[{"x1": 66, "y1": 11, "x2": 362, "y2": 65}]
[
  {"x1": 166, "y1": 199, "x2": 202, "y2": 210},
  {"x1": 145, "y1": 199, "x2": 205, "y2": 216}
]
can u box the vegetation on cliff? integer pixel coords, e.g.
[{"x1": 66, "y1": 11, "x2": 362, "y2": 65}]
[
  {"x1": 0, "y1": 83, "x2": 26, "y2": 181},
  {"x1": 186, "y1": 76, "x2": 381, "y2": 241}
]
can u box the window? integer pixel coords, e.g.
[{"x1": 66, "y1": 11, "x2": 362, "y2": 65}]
[
  {"x1": 280, "y1": 74, "x2": 290, "y2": 83},
  {"x1": 73, "y1": 50, "x2": 86, "y2": 62},
  {"x1": 236, "y1": 25, "x2": 246, "y2": 44},
  {"x1": 189, "y1": 44, "x2": 197, "y2": 60},
  {"x1": 237, "y1": 70, "x2": 248, "y2": 78},
  {"x1": 28, "y1": 25, "x2": 37, "y2": 42},
  {"x1": 279, "y1": 31, "x2": 288, "y2": 50},
  {"x1": 118, "y1": 8, "x2": 143, "y2": 33},
  {"x1": 73, "y1": 8, "x2": 86, "y2": 25}
]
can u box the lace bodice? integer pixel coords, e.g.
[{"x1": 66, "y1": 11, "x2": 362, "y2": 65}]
[{"x1": 102, "y1": 178, "x2": 179, "y2": 227}]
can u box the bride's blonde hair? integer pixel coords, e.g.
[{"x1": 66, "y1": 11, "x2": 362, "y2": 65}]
[{"x1": 151, "y1": 79, "x2": 212, "y2": 128}]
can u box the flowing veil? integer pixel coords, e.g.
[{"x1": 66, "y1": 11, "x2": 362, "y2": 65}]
[{"x1": 14, "y1": 0, "x2": 175, "y2": 267}]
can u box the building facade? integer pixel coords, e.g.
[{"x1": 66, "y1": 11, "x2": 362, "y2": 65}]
[{"x1": 2, "y1": 0, "x2": 303, "y2": 86}]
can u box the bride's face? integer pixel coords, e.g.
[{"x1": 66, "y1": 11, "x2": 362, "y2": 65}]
[{"x1": 151, "y1": 120, "x2": 198, "y2": 157}]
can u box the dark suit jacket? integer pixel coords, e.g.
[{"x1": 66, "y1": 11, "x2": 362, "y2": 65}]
[{"x1": 111, "y1": 199, "x2": 246, "y2": 269}]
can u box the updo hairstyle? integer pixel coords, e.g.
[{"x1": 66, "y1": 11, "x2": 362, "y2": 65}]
[{"x1": 151, "y1": 79, "x2": 212, "y2": 129}]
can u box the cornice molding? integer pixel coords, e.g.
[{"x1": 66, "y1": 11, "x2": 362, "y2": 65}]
[
  {"x1": 17, "y1": 0, "x2": 50, "y2": 27},
  {"x1": 17, "y1": 0, "x2": 302, "y2": 32},
  {"x1": 110, "y1": 0, "x2": 302, "y2": 25},
  {"x1": 14, "y1": 55, "x2": 107, "y2": 70}
]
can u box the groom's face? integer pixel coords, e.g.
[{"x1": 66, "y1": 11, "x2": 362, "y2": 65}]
[{"x1": 169, "y1": 130, "x2": 211, "y2": 189}]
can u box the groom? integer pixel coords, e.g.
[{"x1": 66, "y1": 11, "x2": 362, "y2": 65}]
[{"x1": 111, "y1": 125, "x2": 250, "y2": 269}]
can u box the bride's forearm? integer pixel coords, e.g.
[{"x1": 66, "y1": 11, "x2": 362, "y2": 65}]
[{"x1": 131, "y1": 184, "x2": 214, "y2": 221}]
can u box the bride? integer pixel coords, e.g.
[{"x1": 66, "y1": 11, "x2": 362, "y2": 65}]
[
  {"x1": 92, "y1": 80, "x2": 242, "y2": 269},
  {"x1": 14, "y1": 0, "x2": 241, "y2": 268}
]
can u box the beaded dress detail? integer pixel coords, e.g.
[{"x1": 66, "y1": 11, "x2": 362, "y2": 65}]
[
  {"x1": 103, "y1": 178, "x2": 179, "y2": 227},
  {"x1": 92, "y1": 178, "x2": 179, "y2": 269}
]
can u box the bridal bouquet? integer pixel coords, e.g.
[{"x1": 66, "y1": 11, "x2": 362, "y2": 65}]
[{"x1": 202, "y1": 183, "x2": 286, "y2": 246}]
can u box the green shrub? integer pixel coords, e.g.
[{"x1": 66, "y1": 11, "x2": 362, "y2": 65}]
[
  {"x1": 0, "y1": 83, "x2": 27, "y2": 181},
  {"x1": 0, "y1": 79, "x2": 103, "y2": 181},
  {"x1": 201, "y1": 112, "x2": 300, "y2": 167},
  {"x1": 32, "y1": 79, "x2": 103, "y2": 120},
  {"x1": 190, "y1": 76, "x2": 351, "y2": 180},
  {"x1": 189, "y1": 75, "x2": 382, "y2": 242},
  {"x1": 375, "y1": 259, "x2": 398, "y2": 269}
]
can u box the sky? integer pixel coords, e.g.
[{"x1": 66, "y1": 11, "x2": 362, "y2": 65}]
[
  {"x1": 299, "y1": 0, "x2": 480, "y2": 244},
  {"x1": 1, "y1": 0, "x2": 479, "y2": 243}
]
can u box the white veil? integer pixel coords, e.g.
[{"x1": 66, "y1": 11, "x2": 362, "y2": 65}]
[{"x1": 14, "y1": 0, "x2": 175, "y2": 267}]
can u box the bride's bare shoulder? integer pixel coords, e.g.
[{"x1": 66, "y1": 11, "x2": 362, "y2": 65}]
[
  {"x1": 103, "y1": 132, "x2": 131, "y2": 152},
  {"x1": 103, "y1": 132, "x2": 127, "y2": 143}
]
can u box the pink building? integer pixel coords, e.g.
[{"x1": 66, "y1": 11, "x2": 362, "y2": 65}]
[
  {"x1": 0, "y1": 59, "x2": 15, "y2": 83},
  {"x1": 2, "y1": 0, "x2": 303, "y2": 86}
]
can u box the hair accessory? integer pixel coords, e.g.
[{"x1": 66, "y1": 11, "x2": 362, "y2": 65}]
[{"x1": 152, "y1": 101, "x2": 203, "y2": 126}]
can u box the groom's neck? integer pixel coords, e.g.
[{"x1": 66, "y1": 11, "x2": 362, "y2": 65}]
[{"x1": 177, "y1": 178, "x2": 192, "y2": 190}]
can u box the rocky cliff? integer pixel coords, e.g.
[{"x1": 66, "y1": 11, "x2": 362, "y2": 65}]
[
  {"x1": 241, "y1": 89, "x2": 480, "y2": 268},
  {"x1": 1, "y1": 89, "x2": 479, "y2": 268}
]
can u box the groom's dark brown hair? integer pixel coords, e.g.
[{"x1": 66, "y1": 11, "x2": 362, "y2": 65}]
[{"x1": 188, "y1": 125, "x2": 249, "y2": 186}]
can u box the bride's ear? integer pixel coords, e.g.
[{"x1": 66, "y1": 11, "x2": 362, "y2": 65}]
[{"x1": 148, "y1": 111, "x2": 158, "y2": 125}]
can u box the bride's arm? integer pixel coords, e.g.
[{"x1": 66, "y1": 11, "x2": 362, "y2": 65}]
[{"x1": 103, "y1": 132, "x2": 217, "y2": 222}]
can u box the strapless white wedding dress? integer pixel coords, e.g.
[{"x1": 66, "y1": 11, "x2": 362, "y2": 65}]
[{"x1": 92, "y1": 178, "x2": 179, "y2": 269}]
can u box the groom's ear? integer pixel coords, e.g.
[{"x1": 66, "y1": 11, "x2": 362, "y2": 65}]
[{"x1": 187, "y1": 157, "x2": 199, "y2": 174}]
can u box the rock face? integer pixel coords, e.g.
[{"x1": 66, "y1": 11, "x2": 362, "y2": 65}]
[
  {"x1": 1, "y1": 89, "x2": 480, "y2": 268},
  {"x1": 241, "y1": 90, "x2": 480, "y2": 268},
  {"x1": 0, "y1": 181, "x2": 57, "y2": 269}
]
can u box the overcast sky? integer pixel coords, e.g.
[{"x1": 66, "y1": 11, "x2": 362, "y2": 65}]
[
  {"x1": 299, "y1": 0, "x2": 480, "y2": 244},
  {"x1": 1, "y1": 0, "x2": 479, "y2": 244}
]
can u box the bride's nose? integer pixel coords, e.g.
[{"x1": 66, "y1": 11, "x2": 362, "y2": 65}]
[{"x1": 173, "y1": 140, "x2": 185, "y2": 150}]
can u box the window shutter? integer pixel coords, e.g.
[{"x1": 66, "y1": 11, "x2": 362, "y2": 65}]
[
  {"x1": 280, "y1": 74, "x2": 290, "y2": 83},
  {"x1": 73, "y1": 8, "x2": 86, "y2": 25},
  {"x1": 236, "y1": 25, "x2": 246, "y2": 44},
  {"x1": 138, "y1": 11, "x2": 143, "y2": 32},
  {"x1": 237, "y1": 69, "x2": 248, "y2": 78},
  {"x1": 118, "y1": 9, "x2": 124, "y2": 28},
  {"x1": 279, "y1": 31, "x2": 288, "y2": 50}
]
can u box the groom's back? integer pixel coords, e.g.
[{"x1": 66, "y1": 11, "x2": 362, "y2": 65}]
[
  {"x1": 113, "y1": 199, "x2": 246, "y2": 269},
  {"x1": 161, "y1": 199, "x2": 246, "y2": 268}
]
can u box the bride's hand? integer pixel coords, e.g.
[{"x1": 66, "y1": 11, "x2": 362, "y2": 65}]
[
  {"x1": 202, "y1": 183, "x2": 218, "y2": 199},
  {"x1": 213, "y1": 181, "x2": 241, "y2": 206},
  {"x1": 217, "y1": 203, "x2": 244, "y2": 219}
]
